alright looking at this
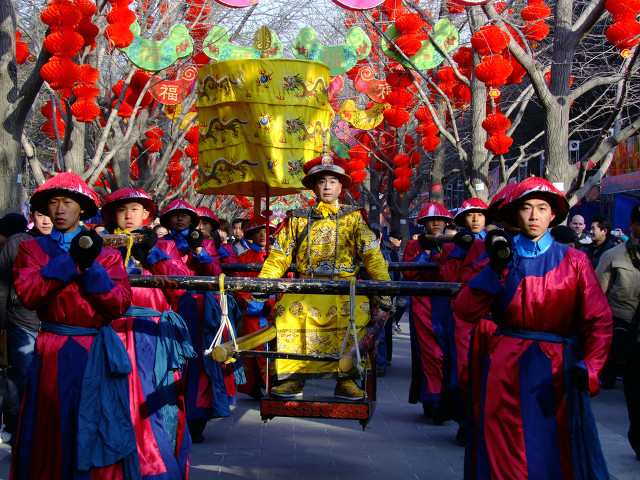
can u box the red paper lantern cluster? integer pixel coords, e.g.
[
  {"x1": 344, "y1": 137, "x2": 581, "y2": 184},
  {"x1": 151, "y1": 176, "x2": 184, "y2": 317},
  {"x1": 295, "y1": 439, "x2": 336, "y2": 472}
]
[
  {"x1": 605, "y1": 0, "x2": 640, "y2": 55},
  {"x1": 392, "y1": 153, "x2": 412, "y2": 196},
  {"x1": 144, "y1": 127, "x2": 164, "y2": 153},
  {"x1": 41, "y1": 100, "x2": 66, "y2": 139},
  {"x1": 105, "y1": 0, "x2": 135, "y2": 48},
  {"x1": 40, "y1": 0, "x2": 82, "y2": 91},
  {"x1": 184, "y1": 125, "x2": 200, "y2": 166},
  {"x1": 15, "y1": 31, "x2": 31, "y2": 65},
  {"x1": 234, "y1": 196, "x2": 252, "y2": 210},
  {"x1": 111, "y1": 71, "x2": 153, "y2": 118},
  {"x1": 71, "y1": 64, "x2": 100, "y2": 122},
  {"x1": 75, "y1": 0, "x2": 99, "y2": 51},
  {"x1": 392, "y1": 13, "x2": 424, "y2": 58},
  {"x1": 348, "y1": 145, "x2": 371, "y2": 185},
  {"x1": 383, "y1": 68, "x2": 414, "y2": 128},
  {"x1": 521, "y1": 0, "x2": 551, "y2": 46},
  {"x1": 475, "y1": 55, "x2": 513, "y2": 91},
  {"x1": 166, "y1": 149, "x2": 185, "y2": 188},
  {"x1": 482, "y1": 112, "x2": 513, "y2": 155},
  {"x1": 415, "y1": 106, "x2": 440, "y2": 153},
  {"x1": 435, "y1": 66, "x2": 456, "y2": 98}
]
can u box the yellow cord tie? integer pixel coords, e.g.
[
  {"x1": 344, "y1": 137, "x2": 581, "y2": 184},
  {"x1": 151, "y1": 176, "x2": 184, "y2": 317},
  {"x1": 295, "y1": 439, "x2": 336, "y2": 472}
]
[{"x1": 114, "y1": 228, "x2": 134, "y2": 266}]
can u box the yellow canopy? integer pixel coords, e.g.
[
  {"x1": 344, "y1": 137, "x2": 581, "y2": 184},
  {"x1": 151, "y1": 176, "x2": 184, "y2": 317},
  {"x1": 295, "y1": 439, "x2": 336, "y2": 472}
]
[{"x1": 197, "y1": 59, "x2": 334, "y2": 196}]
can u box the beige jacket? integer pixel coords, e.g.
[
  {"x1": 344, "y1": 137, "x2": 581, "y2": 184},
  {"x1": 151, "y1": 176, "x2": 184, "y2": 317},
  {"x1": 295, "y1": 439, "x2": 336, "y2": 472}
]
[{"x1": 596, "y1": 240, "x2": 640, "y2": 322}]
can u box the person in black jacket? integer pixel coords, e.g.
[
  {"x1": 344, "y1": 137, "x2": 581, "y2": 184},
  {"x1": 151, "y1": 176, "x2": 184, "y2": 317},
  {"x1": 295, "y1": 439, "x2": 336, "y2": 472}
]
[
  {"x1": 589, "y1": 215, "x2": 616, "y2": 269},
  {"x1": 0, "y1": 208, "x2": 52, "y2": 443}
]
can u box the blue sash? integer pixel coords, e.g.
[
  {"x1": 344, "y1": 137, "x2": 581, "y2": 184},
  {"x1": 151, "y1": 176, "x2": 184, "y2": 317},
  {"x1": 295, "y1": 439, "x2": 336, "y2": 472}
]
[
  {"x1": 42, "y1": 321, "x2": 142, "y2": 479},
  {"x1": 495, "y1": 326, "x2": 609, "y2": 479}
]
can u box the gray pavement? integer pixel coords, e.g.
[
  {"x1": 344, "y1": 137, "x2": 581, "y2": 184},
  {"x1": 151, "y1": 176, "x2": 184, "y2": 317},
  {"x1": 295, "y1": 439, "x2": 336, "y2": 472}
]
[{"x1": 0, "y1": 326, "x2": 637, "y2": 479}]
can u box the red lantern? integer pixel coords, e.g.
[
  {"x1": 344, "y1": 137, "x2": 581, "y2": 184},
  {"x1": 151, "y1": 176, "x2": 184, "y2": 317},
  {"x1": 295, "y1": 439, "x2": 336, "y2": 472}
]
[
  {"x1": 350, "y1": 170, "x2": 367, "y2": 184},
  {"x1": 485, "y1": 133, "x2": 513, "y2": 155},
  {"x1": 522, "y1": 20, "x2": 550, "y2": 43},
  {"x1": 185, "y1": 126, "x2": 200, "y2": 143},
  {"x1": 606, "y1": 19, "x2": 640, "y2": 49},
  {"x1": 394, "y1": 35, "x2": 422, "y2": 57},
  {"x1": 474, "y1": 55, "x2": 513, "y2": 88},
  {"x1": 521, "y1": 3, "x2": 551, "y2": 21},
  {"x1": 105, "y1": 22, "x2": 134, "y2": 48},
  {"x1": 386, "y1": 70, "x2": 413, "y2": 88},
  {"x1": 415, "y1": 106, "x2": 434, "y2": 124},
  {"x1": 40, "y1": 56, "x2": 80, "y2": 89},
  {"x1": 392, "y1": 153, "x2": 411, "y2": 167},
  {"x1": 420, "y1": 135, "x2": 440, "y2": 152},
  {"x1": 384, "y1": 107, "x2": 410, "y2": 128},
  {"x1": 482, "y1": 113, "x2": 511, "y2": 136},
  {"x1": 395, "y1": 13, "x2": 423, "y2": 34},
  {"x1": 70, "y1": 100, "x2": 100, "y2": 122},
  {"x1": 394, "y1": 166, "x2": 412, "y2": 179},
  {"x1": 393, "y1": 178, "x2": 412, "y2": 194},
  {"x1": 605, "y1": 0, "x2": 640, "y2": 20},
  {"x1": 384, "y1": 88, "x2": 414, "y2": 107},
  {"x1": 470, "y1": 25, "x2": 510, "y2": 56}
]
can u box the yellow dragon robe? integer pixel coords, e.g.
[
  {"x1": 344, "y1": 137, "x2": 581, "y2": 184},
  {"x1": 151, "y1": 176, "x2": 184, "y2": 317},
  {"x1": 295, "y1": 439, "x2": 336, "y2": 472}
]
[{"x1": 259, "y1": 202, "x2": 391, "y2": 379}]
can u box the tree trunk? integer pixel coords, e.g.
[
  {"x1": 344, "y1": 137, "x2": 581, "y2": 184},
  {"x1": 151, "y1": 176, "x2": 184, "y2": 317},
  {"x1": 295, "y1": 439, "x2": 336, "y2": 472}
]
[
  {"x1": 545, "y1": 0, "x2": 575, "y2": 192},
  {"x1": 0, "y1": 1, "x2": 25, "y2": 215},
  {"x1": 468, "y1": 6, "x2": 490, "y2": 202}
]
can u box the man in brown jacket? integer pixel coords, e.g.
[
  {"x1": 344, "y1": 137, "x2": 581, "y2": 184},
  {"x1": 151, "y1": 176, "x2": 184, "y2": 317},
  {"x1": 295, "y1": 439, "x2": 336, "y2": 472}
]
[{"x1": 596, "y1": 204, "x2": 640, "y2": 460}]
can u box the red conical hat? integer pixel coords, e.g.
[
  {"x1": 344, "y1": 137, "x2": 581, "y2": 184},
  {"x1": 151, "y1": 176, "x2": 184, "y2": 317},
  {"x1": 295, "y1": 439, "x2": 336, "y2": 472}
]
[
  {"x1": 159, "y1": 199, "x2": 199, "y2": 229},
  {"x1": 416, "y1": 201, "x2": 453, "y2": 224},
  {"x1": 30, "y1": 172, "x2": 100, "y2": 220},
  {"x1": 453, "y1": 197, "x2": 489, "y2": 226},
  {"x1": 499, "y1": 177, "x2": 569, "y2": 227},
  {"x1": 101, "y1": 188, "x2": 157, "y2": 225},
  {"x1": 196, "y1": 206, "x2": 220, "y2": 230},
  {"x1": 301, "y1": 152, "x2": 352, "y2": 189},
  {"x1": 243, "y1": 215, "x2": 272, "y2": 236}
]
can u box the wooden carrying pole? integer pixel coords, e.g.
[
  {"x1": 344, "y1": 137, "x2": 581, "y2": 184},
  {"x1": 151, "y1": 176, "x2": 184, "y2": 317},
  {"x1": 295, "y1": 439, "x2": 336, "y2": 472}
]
[{"x1": 128, "y1": 275, "x2": 461, "y2": 296}]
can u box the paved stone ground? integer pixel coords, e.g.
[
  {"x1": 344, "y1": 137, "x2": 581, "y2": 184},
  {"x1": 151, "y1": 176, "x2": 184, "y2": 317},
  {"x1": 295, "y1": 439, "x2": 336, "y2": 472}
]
[{"x1": 0, "y1": 324, "x2": 637, "y2": 479}]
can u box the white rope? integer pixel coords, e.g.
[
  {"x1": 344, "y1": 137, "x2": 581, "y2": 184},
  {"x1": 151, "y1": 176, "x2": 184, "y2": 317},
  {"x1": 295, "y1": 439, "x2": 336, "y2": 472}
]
[{"x1": 204, "y1": 274, "x2": 238, "y2": 357}]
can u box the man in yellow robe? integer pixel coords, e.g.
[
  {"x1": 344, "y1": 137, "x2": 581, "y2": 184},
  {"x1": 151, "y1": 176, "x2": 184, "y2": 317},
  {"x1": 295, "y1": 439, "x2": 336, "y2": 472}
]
[{"x1": 255, "y1": 152, "x2": 391, "y2": 399}]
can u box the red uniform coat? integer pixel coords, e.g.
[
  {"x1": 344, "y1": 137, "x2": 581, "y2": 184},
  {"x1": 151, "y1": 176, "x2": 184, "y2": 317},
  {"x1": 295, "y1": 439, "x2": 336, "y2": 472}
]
[
  {"x1": 403, "y1": 239, "x2": 448, "y2": 407},
  {"x1": 455, "y1": 233, "x2": 612, "y2": 479},
  {"x1": 11, "y1": 235, "x2": 132, "y2": 480},
  {"x1": 158, "y1": 233, "x2": 233, "y2": 421}
]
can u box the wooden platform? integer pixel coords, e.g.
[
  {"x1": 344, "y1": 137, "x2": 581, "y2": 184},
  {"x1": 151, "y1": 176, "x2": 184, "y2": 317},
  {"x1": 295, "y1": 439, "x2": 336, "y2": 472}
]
[{"x1": 260, "y1": 395, "x2": 376, "y2": 428}]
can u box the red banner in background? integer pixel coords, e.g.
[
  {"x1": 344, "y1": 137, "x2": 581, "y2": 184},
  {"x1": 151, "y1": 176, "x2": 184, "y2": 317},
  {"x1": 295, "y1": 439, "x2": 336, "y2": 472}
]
[{"x1": 608, "y1": 135, "x2": 640, "y2": 177}]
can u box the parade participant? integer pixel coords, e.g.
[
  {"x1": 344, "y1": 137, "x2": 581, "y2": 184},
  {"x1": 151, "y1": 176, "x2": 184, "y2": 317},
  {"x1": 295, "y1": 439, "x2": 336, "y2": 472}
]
[
  {"x1": 157, "y1": 199, "x2": 230, "y2": 443},
  {"x1": 439, "y1": 198, "x2": 488, "y2": 444},
  {"x1": 10, "y1": 172, "x2": 136, "y2": 478},
  {"x1": 101, "y1": 188, "x2": 195, "y2": 478},
  {"x1": 402, "y1": 201, "x2": 453, "y2": 421},
  {"x1": 0, "y1": 208, "x2": 51, "y2": 444},
  {"x1": 234, "y1": 215, "x2": 272, "y2": 399},
  {"x1": 231, "y1": 218, "x2": 250, "y2": 256},
  {"x1": 196, "y1": 207, "x2": 237, "y2": 263},
  {"x1": 596, "y1": 204, "x2": 640, "y2": 460},
  {"x1": 255, "y1": 152, "x2": 391, "y2": 399},
  {"x1": 455, "y1": 177, "x2": 612, "y2": 479}
]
